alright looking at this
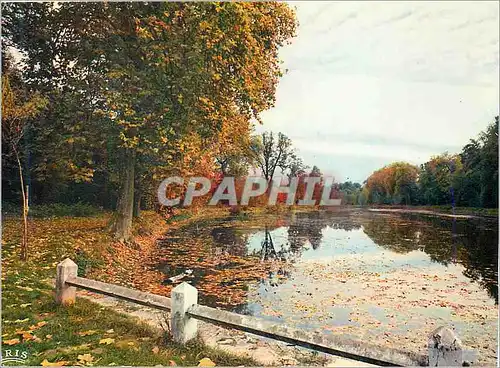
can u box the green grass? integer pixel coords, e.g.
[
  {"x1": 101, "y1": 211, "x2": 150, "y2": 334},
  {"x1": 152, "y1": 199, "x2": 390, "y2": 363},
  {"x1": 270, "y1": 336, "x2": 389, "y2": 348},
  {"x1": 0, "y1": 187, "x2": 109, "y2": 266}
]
[
  {"x1": 1, "y1": 216, "x2": 256, "y2": 366},
  {"x1": 2, "y1": 290, "x2": 255, "y2": 366}
]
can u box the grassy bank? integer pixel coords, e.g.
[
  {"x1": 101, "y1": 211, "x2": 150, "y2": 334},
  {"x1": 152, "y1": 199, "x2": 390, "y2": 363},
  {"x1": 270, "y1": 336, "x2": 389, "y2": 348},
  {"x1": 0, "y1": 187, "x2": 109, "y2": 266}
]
[{"x1": 1, "y1": 210, "x2": 255, "y2": 366}]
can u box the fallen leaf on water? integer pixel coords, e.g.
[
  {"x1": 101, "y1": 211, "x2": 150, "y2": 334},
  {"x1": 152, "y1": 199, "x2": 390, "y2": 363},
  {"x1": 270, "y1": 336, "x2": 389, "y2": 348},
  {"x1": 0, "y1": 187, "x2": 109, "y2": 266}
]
[
  {"x1": 198, "y1": 357, "x2": 216, "y2": 367},
  {"x1": 99, "y1": 338, "x2": 115, "y2": 345}
]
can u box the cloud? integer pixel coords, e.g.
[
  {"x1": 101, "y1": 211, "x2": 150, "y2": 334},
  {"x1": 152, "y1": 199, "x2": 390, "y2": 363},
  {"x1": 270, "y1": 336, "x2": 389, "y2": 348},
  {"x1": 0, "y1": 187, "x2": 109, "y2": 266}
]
[{"x1": 258, "y1": 1, "x2": 499, "y2": 182}]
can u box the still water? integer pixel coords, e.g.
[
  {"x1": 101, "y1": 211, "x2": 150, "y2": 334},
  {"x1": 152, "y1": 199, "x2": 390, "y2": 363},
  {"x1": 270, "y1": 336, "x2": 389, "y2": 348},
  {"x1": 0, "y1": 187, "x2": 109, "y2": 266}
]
[{"x1": 159, "y1": 209, "x2": 498, "y2": 364}]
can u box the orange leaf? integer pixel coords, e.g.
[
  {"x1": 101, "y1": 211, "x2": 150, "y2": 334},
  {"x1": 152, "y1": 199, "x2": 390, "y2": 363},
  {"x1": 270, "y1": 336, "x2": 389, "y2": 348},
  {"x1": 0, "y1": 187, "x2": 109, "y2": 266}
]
[
  {"x1": 198, "y1": 357, "x2": 216, "y2": 367},
  {"x1": 41, "y1": 359, "x2": 68, "y2": 366},
  {"x1": 22, "y1": 332, "x2": 35, "y2": 341}
]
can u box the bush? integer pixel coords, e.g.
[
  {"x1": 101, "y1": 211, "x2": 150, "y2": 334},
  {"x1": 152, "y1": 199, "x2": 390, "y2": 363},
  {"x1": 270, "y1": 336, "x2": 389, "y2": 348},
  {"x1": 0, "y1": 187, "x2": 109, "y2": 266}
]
[
  {"x1": 74, "y1": 249, "x2": 103, "y2": 277},
  {"x1": 2, "y1": 202, "x2": 22, "y2": 216},
  {"x1": 29, "y1": 202, "x2": 102, "y2": 218}
]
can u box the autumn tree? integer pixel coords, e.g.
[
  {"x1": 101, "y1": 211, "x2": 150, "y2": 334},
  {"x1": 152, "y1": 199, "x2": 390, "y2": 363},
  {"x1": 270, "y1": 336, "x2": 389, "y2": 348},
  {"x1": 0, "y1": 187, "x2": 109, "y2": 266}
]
[
  {"x1": 3, "y1": 2, "x2": 297, "y2": 242},
  {"x1": 2, "y1": 2, "x2": 118, "y2": 206},
  {"x1": 364, "y1": 162, "x2": 419, "y2": 205},
  {"x1": 215, "y1": 117, "x2": 255, "y2": 177},
  {"x1": 1, "y1": 53, "x2": 47, "y2": 260}
]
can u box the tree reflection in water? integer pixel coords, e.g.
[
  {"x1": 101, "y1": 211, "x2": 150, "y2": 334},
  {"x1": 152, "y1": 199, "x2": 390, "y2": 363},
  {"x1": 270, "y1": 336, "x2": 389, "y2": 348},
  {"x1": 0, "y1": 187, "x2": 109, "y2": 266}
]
[
  {"x1": 210, "y1": 210, "x2": 498, "y2": 303},
  {"x1": 360, "y1": 213, "x2": 498, "y2": 302}
]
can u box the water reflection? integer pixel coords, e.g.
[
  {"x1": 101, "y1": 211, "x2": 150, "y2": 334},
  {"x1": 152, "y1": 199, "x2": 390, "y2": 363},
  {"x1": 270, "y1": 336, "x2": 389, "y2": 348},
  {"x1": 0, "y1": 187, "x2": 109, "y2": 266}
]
[
  {"x1": 360, "y1": 213, "x2": 498, "y2": 301},
  {"x1": 209, "y1": 211, "x2": 498, "y2": 302}
]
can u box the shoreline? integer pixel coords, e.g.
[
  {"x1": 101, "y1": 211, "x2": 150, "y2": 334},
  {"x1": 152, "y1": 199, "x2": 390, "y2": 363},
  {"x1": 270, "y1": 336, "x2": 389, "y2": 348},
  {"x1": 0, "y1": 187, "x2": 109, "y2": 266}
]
[{"x1": 367, "y1": 207, "x2": 498, "y2": 220}]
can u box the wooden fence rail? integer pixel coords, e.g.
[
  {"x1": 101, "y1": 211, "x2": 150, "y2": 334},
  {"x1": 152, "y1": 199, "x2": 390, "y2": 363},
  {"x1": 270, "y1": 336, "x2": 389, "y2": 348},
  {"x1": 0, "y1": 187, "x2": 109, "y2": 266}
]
[{"x1": 55, "y1": 258, "x2": 465, "y2": 367}]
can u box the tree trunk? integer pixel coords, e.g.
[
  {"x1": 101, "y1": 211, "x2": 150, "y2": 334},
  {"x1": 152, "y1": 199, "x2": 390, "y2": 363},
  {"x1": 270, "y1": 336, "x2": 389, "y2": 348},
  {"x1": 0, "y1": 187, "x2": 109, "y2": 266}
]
[
  {"x1": 114, "y1": 149, "x2": 136, "y2": 243},
  {"x1": 14, "y1": 146, "x2": 28, "y2": 261},
  {"x1": 133, "y1": 190, "x2": 141, "y2": 218}
]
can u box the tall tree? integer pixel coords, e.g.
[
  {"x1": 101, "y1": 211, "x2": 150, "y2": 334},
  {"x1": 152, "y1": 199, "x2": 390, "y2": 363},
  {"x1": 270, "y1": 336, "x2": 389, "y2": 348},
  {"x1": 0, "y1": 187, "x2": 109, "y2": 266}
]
[
  {"x1": 477, "y1": 117, "x2": 498, "y2": 208},
  {"x1": 286, "y1": 154, "x2": 307, "y2": 179},
  {"x1": 419, "y1": 154, "x2": 462, "y2": 206},
  {"x1": 2, "y1": 53, "x2": 47, "y2": 260},
  {"x1": 364, "y1": 162, "x2": 419, "y2": 205},
  {"x1": 3, "y1": 2, "x2": 297, "y2": 242},
  {"x1": 251, "y1": 131, "x2": 295, "y2": 181}
]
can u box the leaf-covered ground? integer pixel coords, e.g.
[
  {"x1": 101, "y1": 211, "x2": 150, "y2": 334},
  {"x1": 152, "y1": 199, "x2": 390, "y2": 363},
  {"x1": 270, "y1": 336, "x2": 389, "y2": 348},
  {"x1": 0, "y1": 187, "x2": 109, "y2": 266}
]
[{"x1": 1, "y1": 211, "x2": 255, "y2": 366}]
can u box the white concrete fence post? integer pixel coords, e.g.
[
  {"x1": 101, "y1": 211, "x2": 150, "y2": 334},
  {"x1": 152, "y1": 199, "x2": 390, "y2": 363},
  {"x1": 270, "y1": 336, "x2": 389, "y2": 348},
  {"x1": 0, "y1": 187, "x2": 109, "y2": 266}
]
[
  {"x1": 171, "y1": 282, "x2": 198, "y2": 343},
  {"x1": 428, "y1": 326, "x2": 463, "y2": 366},
  {"x1": 55, "y1": 258, "x2": 78, "y2": 305}
]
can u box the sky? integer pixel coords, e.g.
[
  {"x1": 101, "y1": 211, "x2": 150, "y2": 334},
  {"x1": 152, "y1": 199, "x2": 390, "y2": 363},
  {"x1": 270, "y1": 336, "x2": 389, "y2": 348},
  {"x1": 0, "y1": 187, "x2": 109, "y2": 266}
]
[{"x1": 256, "y1": 1, "x2": 499, "y2": 183}]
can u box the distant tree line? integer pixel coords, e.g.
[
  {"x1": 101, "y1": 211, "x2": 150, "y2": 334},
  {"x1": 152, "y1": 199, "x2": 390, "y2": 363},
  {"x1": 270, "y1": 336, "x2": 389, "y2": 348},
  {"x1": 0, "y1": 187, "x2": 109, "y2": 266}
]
[{"x1": 358, "y1": 117, "x2": 498, "y2": 208}]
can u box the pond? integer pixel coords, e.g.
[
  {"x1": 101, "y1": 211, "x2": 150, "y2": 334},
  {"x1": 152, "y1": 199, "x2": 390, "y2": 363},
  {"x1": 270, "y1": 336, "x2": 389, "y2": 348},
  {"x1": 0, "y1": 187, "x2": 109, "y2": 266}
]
[{"x1": 157, "y1": 209, "x2": 498, "y2": 365}]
